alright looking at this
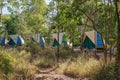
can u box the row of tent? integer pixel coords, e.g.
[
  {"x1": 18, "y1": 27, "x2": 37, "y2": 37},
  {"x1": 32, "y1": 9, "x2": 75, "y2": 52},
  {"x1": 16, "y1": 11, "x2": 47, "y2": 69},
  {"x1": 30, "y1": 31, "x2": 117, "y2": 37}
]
[
  {"x1": 0, "y1": 30, "x2": 105, "y2": 49},
  {"x1": 51, "y1": 30, "x2": 105, "y2": 49},
  {"x1": 0, "y1": 34, "x2": 69, "y2": 47},
  {"x1": 0, "y1": 34, "x2": 46, "y2": 47},
  {"x1": 0, "y1": 35, "x2": 25, "y2": 46}
]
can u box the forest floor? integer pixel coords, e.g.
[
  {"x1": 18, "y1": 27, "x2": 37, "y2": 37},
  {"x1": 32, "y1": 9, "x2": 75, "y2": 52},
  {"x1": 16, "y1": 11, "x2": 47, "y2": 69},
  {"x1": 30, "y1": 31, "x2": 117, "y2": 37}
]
[
  {"x1": 33, "y1": 49, "x2": 100, "y2": 80},
  {"x1": 33, "y1": 51, "x2": 115, "y2": 80},
  {"x1": 34, "y1": 67, "x2": 87, "y2": 80}
]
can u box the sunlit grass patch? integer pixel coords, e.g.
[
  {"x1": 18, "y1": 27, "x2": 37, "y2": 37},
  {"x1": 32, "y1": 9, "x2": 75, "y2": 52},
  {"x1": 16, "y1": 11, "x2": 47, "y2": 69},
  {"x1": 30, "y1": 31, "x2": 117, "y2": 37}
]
[{"x1": 58, "y1": 57, "x2": 104, "y2": 78}]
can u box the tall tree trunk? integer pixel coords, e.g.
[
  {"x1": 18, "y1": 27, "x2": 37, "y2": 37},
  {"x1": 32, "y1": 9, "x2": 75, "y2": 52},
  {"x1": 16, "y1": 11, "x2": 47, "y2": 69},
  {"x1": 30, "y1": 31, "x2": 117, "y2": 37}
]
[
  {"x1": 108, "y1": 0, "x2": 113, "y2": 61},
  {"x1": 114, "y1": 0, "x2": 120, "y2": 79},
  {"x1": 57, "y1": 0, "x2": 60, "y2": 62},
  {"x1": 57, "y1": 25, "x2": 60, "y2": 62}
]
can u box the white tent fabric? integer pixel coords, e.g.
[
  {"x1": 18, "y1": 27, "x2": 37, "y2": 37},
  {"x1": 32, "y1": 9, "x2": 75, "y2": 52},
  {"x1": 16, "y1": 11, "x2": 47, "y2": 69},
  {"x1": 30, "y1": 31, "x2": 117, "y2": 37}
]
[
  {"x1": 42, "y1": 37, "x2": 45, "y2": 44},
  {"x1": 18, "y1": 36, "x2": 25, "y2": 44},
  {"x1": 32, "y1": 34, "x2": 45, "y2": 43},
  {"x1": 33, "y1": 34, "x2": 40, "y2": 42}
]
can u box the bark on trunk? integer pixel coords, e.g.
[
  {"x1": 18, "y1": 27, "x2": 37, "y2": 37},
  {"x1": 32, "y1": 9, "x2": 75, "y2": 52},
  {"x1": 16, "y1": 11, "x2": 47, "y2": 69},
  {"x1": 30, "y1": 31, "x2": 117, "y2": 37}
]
[{"x1": 114, "y1": 0, "x2": 120, "y2": 80}]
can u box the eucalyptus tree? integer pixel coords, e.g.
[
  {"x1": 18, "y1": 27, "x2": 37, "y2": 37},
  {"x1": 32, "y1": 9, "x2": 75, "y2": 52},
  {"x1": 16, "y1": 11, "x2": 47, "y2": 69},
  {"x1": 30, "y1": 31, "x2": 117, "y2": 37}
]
[
  {"x1": 114, "y1": 0, "x2": 120, "y2": 79},
  {"x1": 0, "y1": 0, "x2": 8, "y2": 35},
  {"x1": 3, "y1": 0, "x2": 47, "y2": 35},
  {"x1": 3, "y1": 0, "x2": 30, "y2": 35},
  {"x1": 26, "y1": 0, "x2": 47, "y2": 34}
]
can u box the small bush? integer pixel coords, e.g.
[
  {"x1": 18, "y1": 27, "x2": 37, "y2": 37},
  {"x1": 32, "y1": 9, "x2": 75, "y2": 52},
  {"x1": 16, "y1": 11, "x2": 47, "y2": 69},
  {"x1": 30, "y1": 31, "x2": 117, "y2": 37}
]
[
  {"x1": 0, "y1": 52, "x2": 14, "y2": 75},
  {"x1": 59, "y1": 48, "x2": 70, "y2": 58},
  {"x1": 11, "y1": 50, "x2": 38, "y2": 79},
  {"x1": 0, "y1": 49, "x2": 38, "y2": 80},
  {"x1": 94, "y1": 63, "x2": 115, "y2": 80},
  {"x1": 13, "y1": 59, "x2": 37, "y2": 78}
]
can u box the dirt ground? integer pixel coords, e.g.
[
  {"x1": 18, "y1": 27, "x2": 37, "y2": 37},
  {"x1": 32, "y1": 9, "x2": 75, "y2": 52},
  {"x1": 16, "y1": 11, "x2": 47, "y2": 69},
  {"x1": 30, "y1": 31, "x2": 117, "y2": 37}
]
[{"x1": 34, "y1": 67, "x2": 87, "y2": 80}]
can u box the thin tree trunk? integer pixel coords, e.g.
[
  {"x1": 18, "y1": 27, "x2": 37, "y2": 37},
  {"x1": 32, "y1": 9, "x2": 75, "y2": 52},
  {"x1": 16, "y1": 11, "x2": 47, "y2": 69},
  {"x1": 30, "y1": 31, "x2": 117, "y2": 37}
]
[
  {"x1": 57, "y1": 25, "x2": 60, "y2": 62},
  {"x1": 108, "y1": 0, "x2": 113, "y2": 61},
  {"x1": 80, "y1": 18, "x2": 89, "y2": 50},
  {"x1": 57, "y1": 0, "x2": 60, "y2": 62},
  {"x1": 114, "y1": 0, "x2": 120, "y2": 79}
]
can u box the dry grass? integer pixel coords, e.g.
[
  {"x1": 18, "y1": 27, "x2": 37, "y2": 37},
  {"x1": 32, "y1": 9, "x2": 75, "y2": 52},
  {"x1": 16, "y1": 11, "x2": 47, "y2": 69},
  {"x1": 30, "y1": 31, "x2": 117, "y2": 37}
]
[
  {"x1": 0, "y1": 47, "x2": 116, "y2": 80},
  {"x1": 0, "y1": 48, "x2": 38, "y2": 80},
  {"x1": 58, "y1": 57, "x2": 104, "y2": 78}
]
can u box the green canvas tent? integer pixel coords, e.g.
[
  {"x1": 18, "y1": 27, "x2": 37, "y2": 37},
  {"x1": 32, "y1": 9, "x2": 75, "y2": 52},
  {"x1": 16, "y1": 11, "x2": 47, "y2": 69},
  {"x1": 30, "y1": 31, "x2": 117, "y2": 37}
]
[
  {"x1": 53, "y1": 38, "x2": 60, "y2": 47},
  {"x1": 83, "y1": 30, "x2": 105, "y2": 49},
  {"x1": 8, "y1": 38, "x2": 16, "y2": 46}
]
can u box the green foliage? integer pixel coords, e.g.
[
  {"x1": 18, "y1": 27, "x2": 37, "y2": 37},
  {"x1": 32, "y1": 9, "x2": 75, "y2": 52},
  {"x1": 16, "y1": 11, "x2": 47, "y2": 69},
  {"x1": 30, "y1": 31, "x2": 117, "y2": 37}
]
[
  {"x1": 0, "y1": 52, "x2": 13, "y2": 75},
  {"x1": 34, "y1": 48, "x2": 56, "y2": 68},
  {"x1": 1, "y1": 0, "x2": 47, "y2": 35},
  {"x1": 26, "y1": 40, "x2": 41, "y2": 56},
  {"x1": 94, "y1": 63, "x2": 115, "y2": 80},
  {"x1": 60, "y1": 48, "x2": 70, "y2": 58},
  {"x1": 13, "y1": 57, "x2": 37, "y2": 79},
  {"x1": 0, "y1": 49, "x2": 38, "y2": 80}
]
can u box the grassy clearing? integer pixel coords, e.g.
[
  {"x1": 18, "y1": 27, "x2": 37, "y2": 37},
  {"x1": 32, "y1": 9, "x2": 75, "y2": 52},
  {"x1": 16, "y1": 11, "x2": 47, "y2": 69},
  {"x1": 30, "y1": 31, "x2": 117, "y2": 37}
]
[
  {"x1": 58, "y1": 56, "x2": 115, "y2": 79},
  {"x1": 58, "y1": 57, "x2": 103, "y2": 78},
  {"x1": 0, "y1": 47, "x2": 57, "y2": 80},
  {"x1": 0, "y1": 46, "x2": 116, "y2": 80}
]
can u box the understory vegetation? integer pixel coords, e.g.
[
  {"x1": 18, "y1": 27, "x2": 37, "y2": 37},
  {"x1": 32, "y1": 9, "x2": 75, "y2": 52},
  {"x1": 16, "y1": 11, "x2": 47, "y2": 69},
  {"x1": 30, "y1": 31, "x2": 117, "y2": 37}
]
[
  {"x1": 0, "y1": 46, "x2": 115, "y2": 80},
  {"x1": 0, "y1": 0, "x2": 119, "y2": 80}
]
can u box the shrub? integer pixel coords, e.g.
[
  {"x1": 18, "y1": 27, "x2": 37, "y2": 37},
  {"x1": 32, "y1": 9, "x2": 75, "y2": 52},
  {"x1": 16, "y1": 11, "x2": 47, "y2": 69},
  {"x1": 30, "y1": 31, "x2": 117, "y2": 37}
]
[
  {"x1": 34, "y1": 48, "x2": 56, "y2": 68},
  {"x1": 59, "y1": 48, "x2": 70, "y2": 58},
  {"x1": 93, "y1": 63, "x2": 115, "y2": 80},
  {"x1": 0, "y1": 48, "x2": 39, "y2": 80},
  {"x1": 11, "y1": 50, "x2": 38, "y2": 79},
  {"x1": 13, "y1": 59, "x2": 38, "y2": 79},
  {"x1": 0, "y1": 52, "x2": 14, "y2": 75}
]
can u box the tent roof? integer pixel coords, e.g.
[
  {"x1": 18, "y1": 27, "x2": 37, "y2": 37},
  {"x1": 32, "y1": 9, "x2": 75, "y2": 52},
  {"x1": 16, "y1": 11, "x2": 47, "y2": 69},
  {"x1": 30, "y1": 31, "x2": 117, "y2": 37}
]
[
  {"x1": 9, "y1": 34, "x2": 19, "y2": 44},
  {"x1": 84, "y1": 30, "x2": 105, "y2": 45},
  {"x1": 84, "y1": 30, "x2": 96, "y2": 44}
]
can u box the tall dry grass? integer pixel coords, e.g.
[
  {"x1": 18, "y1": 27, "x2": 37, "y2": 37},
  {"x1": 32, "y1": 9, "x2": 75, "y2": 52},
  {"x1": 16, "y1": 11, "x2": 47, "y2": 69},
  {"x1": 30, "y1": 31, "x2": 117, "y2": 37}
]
[
  {"x1": 0, "y1": 48, "x2": 38, "y2": 80},
  {"x1": 58, "y1": 55, "x2": 114, "y2": 79}
]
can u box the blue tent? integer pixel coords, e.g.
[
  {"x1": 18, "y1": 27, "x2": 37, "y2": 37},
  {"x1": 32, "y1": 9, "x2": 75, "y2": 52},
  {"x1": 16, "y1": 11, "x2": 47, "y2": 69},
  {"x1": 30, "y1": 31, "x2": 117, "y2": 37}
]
[
  {"x1": 83, "y1": 30, "x2": 105, "y2": 49},
  {"x1": 39, "y1": 35, "x2": 45, "y2": 47},
  {"x1": 96, "y1": 32, "x2": 104, "y2": 47},
  {"x1": 17, "y1": 36, "x2": 25, "y2": 45},
  {"x1": 0, "y1": 37, "x2": 7, "y2": 45}
]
